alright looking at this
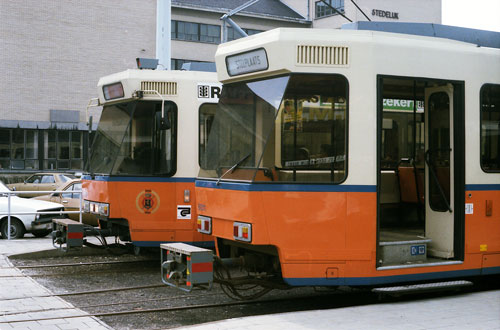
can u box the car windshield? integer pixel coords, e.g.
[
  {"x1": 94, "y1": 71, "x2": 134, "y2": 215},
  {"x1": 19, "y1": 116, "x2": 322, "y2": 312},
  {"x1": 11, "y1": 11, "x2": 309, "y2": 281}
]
[{"x1": 60, "y1": 174, "x2": 76, "y2": 182}]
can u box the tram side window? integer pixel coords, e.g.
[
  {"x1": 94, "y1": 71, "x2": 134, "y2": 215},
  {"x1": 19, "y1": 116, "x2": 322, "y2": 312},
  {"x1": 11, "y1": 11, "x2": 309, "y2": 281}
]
[
  {"x1": 275, "y1": 74, "x2": 348, "y2": 183},
  {"x1": 480, "y1": 84, "x2": 500, "y2": 172},
  {"x1": 199, "y1": 104, "x2": 217, "y2": 168}
]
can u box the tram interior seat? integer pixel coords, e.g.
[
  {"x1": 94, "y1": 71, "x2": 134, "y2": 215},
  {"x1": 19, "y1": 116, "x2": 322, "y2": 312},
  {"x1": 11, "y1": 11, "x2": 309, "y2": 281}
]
[
  {"x1": 397, "y1": 158, "x2": 424, "y2": 222},
  {"x1": 380, "y1": 170, "x2": 400, "y2": 204}
]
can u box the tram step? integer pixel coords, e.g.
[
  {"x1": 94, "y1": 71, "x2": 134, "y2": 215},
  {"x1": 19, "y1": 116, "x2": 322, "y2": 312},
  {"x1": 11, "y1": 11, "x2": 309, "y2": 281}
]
[
  {"x1": 372, "y1": 280, "x2": 473, "y2": 296},
  {"x1": 379, "y1": 237, "x2": 432, "y2": 265}
]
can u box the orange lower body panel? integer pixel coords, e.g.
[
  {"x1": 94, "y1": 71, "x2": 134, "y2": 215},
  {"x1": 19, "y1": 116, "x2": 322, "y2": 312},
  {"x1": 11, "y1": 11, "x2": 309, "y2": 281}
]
[
  {"x1": 83, "y1": 177, "x2": 213, "y2": 247},
  {"x1": 196, "y1": 180, "x2": 500, "y2": 286}
]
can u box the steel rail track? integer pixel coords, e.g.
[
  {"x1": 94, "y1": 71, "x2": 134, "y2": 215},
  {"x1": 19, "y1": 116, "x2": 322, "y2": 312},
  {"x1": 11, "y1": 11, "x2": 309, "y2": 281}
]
[
  {"x1": 0, "y1": 295, "x2": 317, "y2": 324},
  {"x1": 14, "y1": 259, "x2": 158, "y2": 269},
  {"x1": 1, "y1": 291, "x2": 225, "y2": 317},
  {"x1": 0, "y1": 284, "x2": 167, "y2": 301},
  {"x1": 1, "y1": 268, "x2": 156, "y2": 278}
]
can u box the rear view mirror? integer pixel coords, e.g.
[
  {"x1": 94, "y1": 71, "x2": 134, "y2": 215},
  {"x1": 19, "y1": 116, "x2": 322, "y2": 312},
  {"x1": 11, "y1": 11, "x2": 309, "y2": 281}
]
[
  {"x1": 157, "y1": 103, "x2": 172, "y2": 131},
  {"x1": 160, "y1": 116, "x2": 171, "y2": 130}
]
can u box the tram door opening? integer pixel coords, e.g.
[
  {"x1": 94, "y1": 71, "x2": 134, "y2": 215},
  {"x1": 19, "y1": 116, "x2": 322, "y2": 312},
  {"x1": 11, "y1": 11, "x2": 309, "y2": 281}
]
[{"x1": 378, "y1": 77, "x2": 464, "y2": 267}]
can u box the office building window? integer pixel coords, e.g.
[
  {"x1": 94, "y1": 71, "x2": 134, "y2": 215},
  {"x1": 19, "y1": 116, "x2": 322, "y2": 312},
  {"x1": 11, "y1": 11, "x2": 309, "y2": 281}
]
[
  {"x1": 171, "y1": 59, "x2": 214, "y2": 70},
  {"x1": 315, "y1": 0, "x2": 344, "y2": 19},
  {"x1": 44, "y1": 130, "x2": 82, "y2": 170},
  {"x1": 8, "y1": 129, "x2": 39, "y2": 170},
  {"x1": 0, "y1": 128, "x2": 87, "y2": 172},
  {"x1": 0, "y1": 129, "x2": 11, "y2": 170},
  {"x1": 171, "y1": 20, "x2": 221, "y2": 44},
  {"x1": 227, "y1": 27, "x2": 263, "y2": 41}
]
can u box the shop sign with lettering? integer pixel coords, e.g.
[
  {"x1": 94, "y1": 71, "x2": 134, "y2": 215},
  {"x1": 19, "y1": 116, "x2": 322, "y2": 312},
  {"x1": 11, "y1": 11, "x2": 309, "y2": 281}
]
[{"x1": 372, "y1": 9, "x2": 399, "y2": 19}]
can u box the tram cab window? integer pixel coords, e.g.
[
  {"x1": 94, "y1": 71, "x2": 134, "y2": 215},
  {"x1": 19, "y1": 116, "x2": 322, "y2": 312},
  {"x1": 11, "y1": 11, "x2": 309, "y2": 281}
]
[
  {"x1": 88, "y1": 101, "x2": 177, "y2": 176},
  {"x1": 480, "y1": 84, "x2": 500, "y2": 172},
  {"x1": 198, "y1": 76, "x2": 286, "y2": 180}
]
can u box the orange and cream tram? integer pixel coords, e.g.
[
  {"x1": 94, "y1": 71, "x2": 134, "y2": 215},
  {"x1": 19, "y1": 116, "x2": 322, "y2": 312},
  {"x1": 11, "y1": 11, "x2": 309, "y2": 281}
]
[
  {"x1": 54, "y1": 69, "x2": 220, "y2": 251},
  {"x1": 162, "y1": 25, "x2": 500, "y2": 296}
]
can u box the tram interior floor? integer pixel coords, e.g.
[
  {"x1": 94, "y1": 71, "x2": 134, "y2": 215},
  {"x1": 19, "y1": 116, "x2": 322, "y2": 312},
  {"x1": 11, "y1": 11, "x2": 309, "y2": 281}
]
[{"x1": 379, "y1": 203, "x2": 428, "y2": 248}]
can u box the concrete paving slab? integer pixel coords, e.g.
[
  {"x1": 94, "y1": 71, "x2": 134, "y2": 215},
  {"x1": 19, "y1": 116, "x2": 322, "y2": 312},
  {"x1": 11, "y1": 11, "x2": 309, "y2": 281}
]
[
  {"x1": 0, "y1": 236, "x2": 111, "y2": 330},
  {"x1": 178, "y1": 289, "x2": 500, "y2": 330},
  {"x1": 2, "y1": 235, "x2": 499, "y2": 330}
]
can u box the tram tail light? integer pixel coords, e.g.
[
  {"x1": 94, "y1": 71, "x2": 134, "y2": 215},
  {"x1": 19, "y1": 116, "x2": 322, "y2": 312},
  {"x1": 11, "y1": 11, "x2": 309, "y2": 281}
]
[
  {"x1": 233, "y1": 222, "x2": 252, "y2": 242},
  {"x1": 98, "y1": 203, "x2": 109, "y2": 217},
  {"x1": 197, "y1": 216, "x2": 211, "y2": 235}
]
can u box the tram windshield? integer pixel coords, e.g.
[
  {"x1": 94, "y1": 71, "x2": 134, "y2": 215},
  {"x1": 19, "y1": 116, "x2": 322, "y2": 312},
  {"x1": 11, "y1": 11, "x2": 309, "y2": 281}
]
[
  {"x1": 198, "y1": 74, "x2": 348, "y2": 183},
  {"x1": 87, "y1": 101, "x2": 176, "y2": 176}
]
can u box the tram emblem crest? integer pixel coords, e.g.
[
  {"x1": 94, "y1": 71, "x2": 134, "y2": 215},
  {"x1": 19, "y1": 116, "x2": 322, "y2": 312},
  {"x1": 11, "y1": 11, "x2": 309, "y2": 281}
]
[{"x1": 136, "y1": 189, "x2": 160, "y2": 214}]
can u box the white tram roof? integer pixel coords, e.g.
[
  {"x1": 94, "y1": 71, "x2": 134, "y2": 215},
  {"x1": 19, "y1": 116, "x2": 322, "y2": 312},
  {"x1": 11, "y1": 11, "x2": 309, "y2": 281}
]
[
  {"x1": 215, "y1": 27, "x2": 500, "y2": 84},
  {"x1": 97, "y1": 69, "x2": 218, "y2": 105}
]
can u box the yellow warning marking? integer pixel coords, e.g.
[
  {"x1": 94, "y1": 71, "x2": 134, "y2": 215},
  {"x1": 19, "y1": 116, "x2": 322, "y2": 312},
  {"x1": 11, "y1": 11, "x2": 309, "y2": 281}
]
[{"x1": 480, "y1": 244, "x2": 487, "y2": 252}]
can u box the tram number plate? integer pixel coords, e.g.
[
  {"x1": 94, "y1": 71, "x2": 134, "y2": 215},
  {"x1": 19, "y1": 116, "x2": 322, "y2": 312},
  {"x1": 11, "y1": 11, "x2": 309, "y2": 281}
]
[{"x1": 411, "y1": 245, "x2": 426, "y2": 256}]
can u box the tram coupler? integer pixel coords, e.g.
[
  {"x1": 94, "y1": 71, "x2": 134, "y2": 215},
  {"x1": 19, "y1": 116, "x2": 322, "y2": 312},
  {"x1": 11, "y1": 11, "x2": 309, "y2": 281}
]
[
  {"x1": 161, "y1": 243, "x2": 215, "y2": 292},
  {"x1": 52, "y1": 219, "x2": 119, "y2": 252},
  {"x1": 52, "y1": 218, "x2": 84, "y2": 252}
]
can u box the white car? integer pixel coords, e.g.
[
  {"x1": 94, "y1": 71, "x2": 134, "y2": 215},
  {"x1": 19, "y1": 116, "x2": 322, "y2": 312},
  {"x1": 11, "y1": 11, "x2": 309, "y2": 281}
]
[{"x1": 0, "y1": 181, "x2": 64, "y2": 238}]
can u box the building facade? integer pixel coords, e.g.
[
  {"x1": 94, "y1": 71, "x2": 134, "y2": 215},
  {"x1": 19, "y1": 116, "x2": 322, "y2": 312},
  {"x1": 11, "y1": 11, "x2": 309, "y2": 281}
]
[
  {"x1": 0, "y1": 0, "x2": 157, "y2": 173},
  {"x1": 170, "y1": 0, "x2": 309, "y2": 69},
  {"x1": 281, "y1": 0, "x2": 441, "y2": 28},
  {"x1": 0, "y1": 0, "x2": 441, "y2": 174}
]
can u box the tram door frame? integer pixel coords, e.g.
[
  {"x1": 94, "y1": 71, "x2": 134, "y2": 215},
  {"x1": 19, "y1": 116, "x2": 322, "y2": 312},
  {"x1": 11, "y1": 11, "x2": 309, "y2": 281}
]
[{"x1": 376, "y1": 76, "x2": 466, "y2": 264}]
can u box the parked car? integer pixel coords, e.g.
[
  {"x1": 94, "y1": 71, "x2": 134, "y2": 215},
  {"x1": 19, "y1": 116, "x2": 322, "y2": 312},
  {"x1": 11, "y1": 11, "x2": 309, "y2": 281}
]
[
  {"x1": 7, "y1": 173, "x2": 77, "y2": 197},
  {"x1": 0, "y1": 181, "x2": 64, "y2": 238},
  {"x1": 33, "y1": 179, "x2": 98, "y2": 226}
]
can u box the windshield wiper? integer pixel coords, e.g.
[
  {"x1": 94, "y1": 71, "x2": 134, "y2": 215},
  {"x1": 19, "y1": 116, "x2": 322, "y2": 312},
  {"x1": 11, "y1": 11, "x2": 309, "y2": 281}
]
[{"x1": 216, "y1": 153, "x2": 251, "y2": 186}]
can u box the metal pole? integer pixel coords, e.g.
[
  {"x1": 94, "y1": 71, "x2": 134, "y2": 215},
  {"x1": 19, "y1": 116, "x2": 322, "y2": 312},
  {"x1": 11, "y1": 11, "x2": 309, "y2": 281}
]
[
  {"x1": 220, "y1": 0, "x2": 259, "y2": 42},
  {"x1": 350, "y1": 0, "x2": 371, "y2": 21},
  {"x1": 156, "y1": 0, "x2": 172, "y2": 70},
  {"x1": 225, "y1": 17, "x2": 248, "y2": 38},
  {"x1": 319, "y1": 0, "x2": 352, "y2": 22},
  {"x1": 79, "y1": 190, "x2": 83, "y2": 223},
  {"x1": 7, "y1": 192, "x2": 11, "y2": 240}
]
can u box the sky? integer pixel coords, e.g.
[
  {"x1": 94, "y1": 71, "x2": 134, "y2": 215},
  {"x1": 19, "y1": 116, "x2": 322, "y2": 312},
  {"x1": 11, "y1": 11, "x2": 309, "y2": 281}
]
[{"x1": 442, "y1": 0, "x2": 500, "y2": 32}]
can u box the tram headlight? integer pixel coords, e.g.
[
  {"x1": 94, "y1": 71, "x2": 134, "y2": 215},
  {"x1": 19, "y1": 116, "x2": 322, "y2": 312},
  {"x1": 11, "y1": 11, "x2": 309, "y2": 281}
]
[{"x1": 197, "y1": 215, "x2": 212, "y2": 235}]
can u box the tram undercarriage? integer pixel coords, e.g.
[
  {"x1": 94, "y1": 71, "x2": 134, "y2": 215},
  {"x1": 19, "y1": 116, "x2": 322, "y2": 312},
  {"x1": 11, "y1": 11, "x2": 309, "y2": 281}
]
[
  {"x1": 377, "y1": 76, "x2": 465, "y2": 268},
  {"x1": 52, "y1": 217, "x2": 132, "y2": 252}
]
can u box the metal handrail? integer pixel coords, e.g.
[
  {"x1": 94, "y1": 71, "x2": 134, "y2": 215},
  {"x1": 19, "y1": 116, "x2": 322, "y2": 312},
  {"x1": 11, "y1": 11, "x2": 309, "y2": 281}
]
[{"x1": 1, "y1": 189, "x2": 83, "y2": 240}]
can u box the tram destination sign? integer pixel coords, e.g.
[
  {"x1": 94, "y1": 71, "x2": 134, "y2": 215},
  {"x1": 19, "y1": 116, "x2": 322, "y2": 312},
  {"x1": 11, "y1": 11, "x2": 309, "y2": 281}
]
[{"x1": 226, "y1": 48, "x2": 268, "y2": 76}]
